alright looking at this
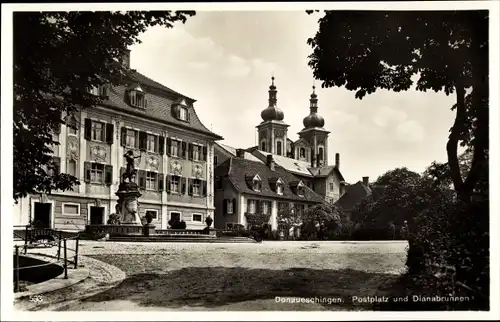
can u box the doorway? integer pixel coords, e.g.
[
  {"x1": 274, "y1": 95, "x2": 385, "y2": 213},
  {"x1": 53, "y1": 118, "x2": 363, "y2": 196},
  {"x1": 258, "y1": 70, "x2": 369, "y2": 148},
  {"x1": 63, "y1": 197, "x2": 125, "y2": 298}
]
[
  {"x1": 90, "y1": 206, "x2": 105, "y2": 225},
  {"x1": 33, "y1": 202, "x2": 51, "y2": 228}
]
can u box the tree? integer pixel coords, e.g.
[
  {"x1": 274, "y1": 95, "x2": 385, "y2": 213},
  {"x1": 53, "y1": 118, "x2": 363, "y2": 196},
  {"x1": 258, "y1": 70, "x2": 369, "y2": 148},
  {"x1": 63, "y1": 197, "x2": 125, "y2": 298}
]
[
  {"x1": 14, "y1": 11, "x2": 196, "y2": 201},
  {"x1": 307, "y1": 10, "x2": 488, "y2": 203}
]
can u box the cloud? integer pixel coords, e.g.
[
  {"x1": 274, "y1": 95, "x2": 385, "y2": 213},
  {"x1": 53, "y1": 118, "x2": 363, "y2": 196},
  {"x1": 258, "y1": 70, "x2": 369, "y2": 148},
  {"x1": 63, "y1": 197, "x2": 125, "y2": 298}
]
[
  {"x1": 329, "y1": 110, "x2": 360, "y2": 126},
  {"x1": 372, "y1": 106, "x2": 408, "y2": 127},
  {"x1": 396, "y1": 120, "x2": 426, "y2": 143}
]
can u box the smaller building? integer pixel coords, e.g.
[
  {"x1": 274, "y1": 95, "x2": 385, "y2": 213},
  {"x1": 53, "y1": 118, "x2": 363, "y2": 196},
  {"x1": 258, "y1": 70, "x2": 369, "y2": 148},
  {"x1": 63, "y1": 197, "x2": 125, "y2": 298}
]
[
  {"x1": 334, "y1": 176, "x2": 386, "y2": 215},
  {"x1": 214, "y1": 151, "x2": 324, "y2": 230}
]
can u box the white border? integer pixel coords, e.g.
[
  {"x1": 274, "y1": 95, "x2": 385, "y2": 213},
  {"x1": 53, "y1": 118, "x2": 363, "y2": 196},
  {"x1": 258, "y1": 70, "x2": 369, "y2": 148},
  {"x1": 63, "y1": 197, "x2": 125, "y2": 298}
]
[
  {"x1": 144, "y1": 208, "x2": 159, "y2": 220},
  {"x1": 168, "y1": 210, "x2": 183, "y2": 222},
  {"x1": 30, "y1": 198, "x2": 55, "y2": 229},
  {"x1": 87, "y1": 203, "x2": 109, "y2": 225},
  {"x1": 191, "y1": 212, "x2": 204, "y2": 223},
  {"x1": 2, "y1": 1, "x2": 499, "y2": 321},
  {"x1": 61, "y1": 202, "x2": 81, "y2": 217}
]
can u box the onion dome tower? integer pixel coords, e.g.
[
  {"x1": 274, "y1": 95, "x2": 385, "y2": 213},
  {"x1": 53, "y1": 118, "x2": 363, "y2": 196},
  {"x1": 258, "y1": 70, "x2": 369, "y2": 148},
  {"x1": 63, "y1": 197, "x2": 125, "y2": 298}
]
[
  {"x1": 297, "y1": 84, "x2": 330, "y2": 167},
  {"x1": 260, "y1": 76, "x2": 285, "y2": 122},
  {"x1": 256, "y1": 76, "x2": 289, "y2": 156}
]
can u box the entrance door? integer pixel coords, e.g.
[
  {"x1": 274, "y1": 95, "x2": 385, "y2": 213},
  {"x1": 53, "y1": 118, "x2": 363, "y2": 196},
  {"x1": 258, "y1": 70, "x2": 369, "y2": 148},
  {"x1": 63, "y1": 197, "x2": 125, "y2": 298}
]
[
  {"x1": 33, "y1": 202, "x2": 51, "y2": 228},
  {"x1": 90, "y1": 206, "x2": 105, "y2": 225}
]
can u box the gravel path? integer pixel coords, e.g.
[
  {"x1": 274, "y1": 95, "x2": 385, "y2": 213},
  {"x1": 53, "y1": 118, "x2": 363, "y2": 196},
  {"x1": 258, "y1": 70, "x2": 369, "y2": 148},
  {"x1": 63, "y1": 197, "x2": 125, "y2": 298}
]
[{"x1": 49, "y1": 241, "x2": 408, "y2": 311}]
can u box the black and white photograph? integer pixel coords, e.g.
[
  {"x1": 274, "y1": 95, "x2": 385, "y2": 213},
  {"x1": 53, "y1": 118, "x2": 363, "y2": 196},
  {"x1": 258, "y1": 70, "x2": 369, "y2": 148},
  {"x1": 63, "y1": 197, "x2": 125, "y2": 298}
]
[{"x1": 1, "y1": 1, "x2": 499, "y2": 320}]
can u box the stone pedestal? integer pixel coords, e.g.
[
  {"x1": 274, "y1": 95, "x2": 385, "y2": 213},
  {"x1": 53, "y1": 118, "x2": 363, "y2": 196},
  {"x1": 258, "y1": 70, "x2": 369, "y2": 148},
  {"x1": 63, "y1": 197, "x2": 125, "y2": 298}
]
[
  {"x1": 143, "y1": 223, "x2": 156, "y2": 237},
  {"x1": 116, "y1": 182, "x2": 142, "y2": 225}
]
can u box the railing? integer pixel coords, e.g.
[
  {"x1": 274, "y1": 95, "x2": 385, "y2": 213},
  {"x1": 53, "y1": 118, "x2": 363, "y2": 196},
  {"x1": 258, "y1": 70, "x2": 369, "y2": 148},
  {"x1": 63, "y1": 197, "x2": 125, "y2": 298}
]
[
  {"x1": 155, "y1": 229, "x2": 206, "y2": 235},
  {"x1": 13, "y1": 231, "x2": 80, "y2": 292}
]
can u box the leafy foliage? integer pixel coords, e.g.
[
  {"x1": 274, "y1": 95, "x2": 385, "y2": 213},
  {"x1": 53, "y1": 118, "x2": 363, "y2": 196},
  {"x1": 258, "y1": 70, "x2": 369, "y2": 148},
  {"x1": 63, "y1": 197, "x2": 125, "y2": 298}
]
[
  {"x1": 14, "y1": 11, "x2": 195, "y2": 201},
  {"x1": 307, "y1": 10, "x2": 488, "y2": 202}
]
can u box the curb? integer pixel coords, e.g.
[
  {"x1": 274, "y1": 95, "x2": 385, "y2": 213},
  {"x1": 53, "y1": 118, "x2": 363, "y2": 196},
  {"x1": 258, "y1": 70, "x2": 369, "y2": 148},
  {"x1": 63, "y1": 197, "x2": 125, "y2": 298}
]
[{"x1": 14, "y1": 253, "x2": 90, "y2": 300}]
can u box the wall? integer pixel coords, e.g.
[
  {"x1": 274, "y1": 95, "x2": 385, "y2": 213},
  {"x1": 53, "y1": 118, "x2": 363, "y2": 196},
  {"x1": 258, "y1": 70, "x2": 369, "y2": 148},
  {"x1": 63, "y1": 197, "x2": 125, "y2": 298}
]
[
  {"x1": 214, "y1": 177, "x2": 239, "y2": 229},
  {"x1": 165, "y1": 205, "x2": 208, "y2": 229}
]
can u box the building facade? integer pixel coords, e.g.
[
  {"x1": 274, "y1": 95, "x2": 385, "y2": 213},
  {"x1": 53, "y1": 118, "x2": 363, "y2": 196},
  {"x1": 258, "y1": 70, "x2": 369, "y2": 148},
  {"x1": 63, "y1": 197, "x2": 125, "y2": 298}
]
[
  {"x1": 214, "y1": 152, "x2": 324, "y2": 230},
  {"x1": 13, "y1": 52, "x2": 223, "y2": 231}
]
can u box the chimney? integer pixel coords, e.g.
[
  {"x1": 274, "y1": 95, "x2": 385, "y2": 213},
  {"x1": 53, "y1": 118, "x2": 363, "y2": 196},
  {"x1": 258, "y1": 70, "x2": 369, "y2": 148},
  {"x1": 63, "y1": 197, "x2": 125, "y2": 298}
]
[
  {"x1": 362, "y1": 176, "x2": 369, "y2": 186},
  {"x1": 335, "y1": 153, "x2": 340, "y2": 169},
  {"x1": 266, "y1": 154, "x2": 275, "y2": 171},
  {"x1": 121, "y1": 49, "x2": 131, "y2": 69},
  {"x1": 235, "y1": 149, "x2": 245, "y2": 158}
]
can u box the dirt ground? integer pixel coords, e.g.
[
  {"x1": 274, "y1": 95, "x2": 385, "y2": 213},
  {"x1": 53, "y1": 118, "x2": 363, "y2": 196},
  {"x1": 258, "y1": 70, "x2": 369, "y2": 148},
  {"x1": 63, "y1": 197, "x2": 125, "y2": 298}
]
[{"x1": 21, "y1": 241, "x2": 408, "y2": 311}]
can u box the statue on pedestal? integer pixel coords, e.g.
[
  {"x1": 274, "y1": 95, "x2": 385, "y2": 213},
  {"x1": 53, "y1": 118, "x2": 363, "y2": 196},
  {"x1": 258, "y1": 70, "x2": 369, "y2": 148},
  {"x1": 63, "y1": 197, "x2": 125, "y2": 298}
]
[{"x1": 115, "y1": 150, "x2": 142, "y2": 225}]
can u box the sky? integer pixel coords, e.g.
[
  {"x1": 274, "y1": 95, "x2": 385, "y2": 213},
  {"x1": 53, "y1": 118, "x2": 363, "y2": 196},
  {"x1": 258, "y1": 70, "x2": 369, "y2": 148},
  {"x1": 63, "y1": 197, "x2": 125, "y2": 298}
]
[{"x1": 130, "y1": 11, "x2": 458, "y2": 184}]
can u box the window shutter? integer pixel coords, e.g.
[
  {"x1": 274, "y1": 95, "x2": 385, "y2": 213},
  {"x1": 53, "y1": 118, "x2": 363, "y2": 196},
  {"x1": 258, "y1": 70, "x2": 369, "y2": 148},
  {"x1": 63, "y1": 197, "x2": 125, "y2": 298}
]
[
  {"x1": 105, "y1": 165, "x2": 113, "y2": 185},
  {"x1": 158, "y1": 136, "x2": 165, "y2": 155},
  {"x1": 106, "y1": 123, "x2": 114, "y2": 145},
  {"x1": 120, "y1": 167, "x2": 125, "y2": 182},
  {"x1": 84, "y1": 162, "x2": 91, "y2": 183},
  {"x1": 186, "y1": 109, "x2": 191, "y2": 122},
  {"x1": 166, "y1": 137, "x2": 171, "y2": 156},
  {"x1": 181, "y1": 177, "x2": 187, "y2": 194},
  {"x1": 223, "y1": 199, "x2": 228, "y2": 215},
  {"x1": 202, "y1": 180, "x2": 207, "y2": 196},
  {"x1": 53, "y1": 157, "x2": 61, "y2": 176},
  {"x1": 121, "y1": 127, "x2": 127, "y2": 147},
  {"x1": 139, "y1": 131, "x2": 147, "y2": 151},
  {"x1": 181, "y1": 142, "x2": 187, "y2": 158},
  {"x1": 188, "y1": 143, "x2": 193, "y2": 160},
  {"x1": 202, "y1": 146, "x2": 207, "y2": 161},
  {"x1": 188, "y1": 178, "x2": 193, "y2": 195},
  {"x1": 158, "y1": 173, "x2": 164, "y2": 191},
  {"x1": 233, "y1": 198, "x2": 237, "y2": 214},
  {"x1": 166, "y1": 175, "x2": 171, "y2": 193},
  {"x1": 138, "y1": 170, "x2": 146, "y2": 189},
  {"x1": 84, "y1": 119, "x2": 92, "y2": 140}
]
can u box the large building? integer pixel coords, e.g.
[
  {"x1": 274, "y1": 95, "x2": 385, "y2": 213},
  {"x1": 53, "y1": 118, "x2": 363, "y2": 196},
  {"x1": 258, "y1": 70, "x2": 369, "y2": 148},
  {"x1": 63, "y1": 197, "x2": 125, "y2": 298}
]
[
  {"x1": 213, "y1": 150, "x2": 324, "y2": 230},
  {"x1": 221, "y1": 77, "x2": 346, "y2": 204},
  {"x1": 13, "y1": 51, "x2": 223, "y2": 231}
]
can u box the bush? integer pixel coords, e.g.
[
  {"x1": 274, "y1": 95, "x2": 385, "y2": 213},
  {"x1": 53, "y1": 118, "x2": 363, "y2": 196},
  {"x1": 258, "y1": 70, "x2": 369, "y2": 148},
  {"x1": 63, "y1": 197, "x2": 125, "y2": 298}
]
[{"x1": 168, "y1": 220, "x2": 187, "y2": 230}]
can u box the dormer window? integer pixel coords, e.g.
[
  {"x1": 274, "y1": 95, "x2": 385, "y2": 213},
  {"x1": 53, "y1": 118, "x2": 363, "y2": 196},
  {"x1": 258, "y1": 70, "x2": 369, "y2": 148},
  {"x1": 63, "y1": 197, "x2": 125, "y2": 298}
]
[
  {"x1": 172, "y1": 98, "x2": 191, "y2": 122},
  {"x1": 269, "y1": 177, "x2": 284, "y2": 195},
  {"x1": 245, "y1": 174, "x2": 262, "y2": 192},
  {"x1": 128, "y1": 85, "x2": 147, "y2": 109},
  {"x1": 253, "y1": 180, "x2": 262, "y2": 192},
  {"x1": 290, "y1": 180, "x2": 305, "y2": 197},
  {"x1": 277, "y1": 183, "x2": 284, "y2": 195},
  {"x1": 88, "y1": 85, "x2": 108, "y2": 98}
]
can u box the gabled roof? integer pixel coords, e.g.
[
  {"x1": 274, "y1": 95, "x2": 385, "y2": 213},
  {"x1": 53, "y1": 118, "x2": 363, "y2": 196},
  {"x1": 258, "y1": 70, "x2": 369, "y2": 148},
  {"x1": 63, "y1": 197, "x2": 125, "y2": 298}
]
[
  {"x1": 334, "y1": 181, "x2": 386, "y2": 211},
  {"x1": 253, "y1": 150, "x2": 313, "y2": 177},
  {"x1": 215, "y1": 157, "x2": 324, "y2": 203},
  {"x1": 216, "y1": 143, "x2": 264, "y2": 163},
  {"x1": 309, "y1": 165, "x2": 345, "y2": 181},
  {"x1": 99, "y1": 70, "x2": 223, "y2": 140}
]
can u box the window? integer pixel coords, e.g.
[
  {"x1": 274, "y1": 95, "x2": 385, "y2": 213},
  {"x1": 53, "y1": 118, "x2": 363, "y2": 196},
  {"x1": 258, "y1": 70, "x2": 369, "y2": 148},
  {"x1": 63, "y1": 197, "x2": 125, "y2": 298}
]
[
  {"x1": 90, "y1": 163, "x2": 105, "y2": 183},
  {"x1": 146, "y1": 172, "x2": 157, "y2": 190},
  {"x1": 300, "y1": 148, "x2": 306, "y2": 158},
  {"x1": 277, "y1": 141, "x2": 282, "y2": 156},
  {"x1": 192, "y1": 179, "x2": 201, "y2": 195},
  {"x1": 261, "y1": 141, "x2": 266, "y2": 151},
  {"x1": 214, "y1": 155, "x2": 218, "y2": 166},
  {"x1": 277, "y1": 184, "x2": 284, "y2": 195},
  {"x1": 130, "y1": 90, "x2": 146, "y2": 108},
  {"x1": 67, "y1": 160, "x2": 77, "y2": 177},
  {"x1": 192, "y1": 145, "x2": 201, "y2": 161},
  {"x1": 171, "y1": 140, "x2": 180, "y2": 157},
  {"x1": 170, "y1": 175, "x2": 180, "y2": 193},
  {"x1": 89, "y1": 85, "x2": 107, "y2": 97},
  {"x1": 261, "y1": 201, "x2": 270, "y2": 215},
  {"x1": 91, "y1": 121, "x2": 104, "y2": 142},
  {"x1": 170, "y1": 212, "x2": 181, "y2": 222},
  {"x1": 297, "y1": 187, "x2": 305, "y2": 197},
  {"x1": 147, "y1": 134, "x2": 156, "y2": 152},
  {"x1": 247, "y1": 199, "x2": 256, "y2": 213},
  {"x1": 318, "y1": 147, "x2": 324, "y2": 161},
  {"x1": 253, "y1": 180, "x2": 262, "y2": 192},
  {"x1": 63, "y1": 203, "x2": 80, "y2": 216},
  {"x1": 227, "y1": 199, "x2": 234, "y2": 214},
  {"x1": 145, "y1": 210, "x2": 158, "y2": 220},
  {"x1": 330, "y1": 182, "x2": 334, "y2": 191},
  {"x1": 126, "y1": 129, "x2": 137, "y2": 148},
  {"x1": 192, "y1": 214, "x2": 203, "y2": 222},
  {"x1": 215, "y1": 176, "x2": 223, "y2": 190},
  {"x1": 179, "y1": 107, "x2": 188, "y2": 121}
]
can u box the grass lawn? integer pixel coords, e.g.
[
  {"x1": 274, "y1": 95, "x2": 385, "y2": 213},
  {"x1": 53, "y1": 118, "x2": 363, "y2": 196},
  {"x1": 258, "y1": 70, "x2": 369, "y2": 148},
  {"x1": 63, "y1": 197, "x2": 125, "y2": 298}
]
[{"x1": 56, "y1": 241, "x2": 407, "y2": 311}]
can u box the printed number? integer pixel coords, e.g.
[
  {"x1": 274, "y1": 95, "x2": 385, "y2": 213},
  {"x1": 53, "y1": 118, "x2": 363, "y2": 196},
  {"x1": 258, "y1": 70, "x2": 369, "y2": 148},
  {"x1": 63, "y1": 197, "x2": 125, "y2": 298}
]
[{"x1": 29, "y1": 295, "x2": 43, "y2": 303}]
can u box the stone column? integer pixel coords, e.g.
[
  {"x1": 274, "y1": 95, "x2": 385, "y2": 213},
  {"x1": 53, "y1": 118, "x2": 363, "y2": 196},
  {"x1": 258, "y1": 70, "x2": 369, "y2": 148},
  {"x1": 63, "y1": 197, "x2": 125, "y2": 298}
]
[{"x1": 271, "y1": 200, "x2": 278, "y2": 230}]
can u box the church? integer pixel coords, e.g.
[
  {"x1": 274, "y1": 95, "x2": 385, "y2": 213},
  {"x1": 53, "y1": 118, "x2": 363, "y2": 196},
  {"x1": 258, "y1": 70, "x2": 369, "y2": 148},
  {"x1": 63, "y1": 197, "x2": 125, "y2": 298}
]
[{"x1": 213, "y1": 77, "x2": 347, "y2": 230}]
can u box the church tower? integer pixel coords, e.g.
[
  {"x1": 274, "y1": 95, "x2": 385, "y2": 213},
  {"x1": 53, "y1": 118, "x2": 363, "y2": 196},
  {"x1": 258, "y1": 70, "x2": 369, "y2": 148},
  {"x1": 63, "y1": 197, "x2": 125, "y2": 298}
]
[
  {"x1": 256, "y1": 77, "x2": 290, "y2": 156},
  {"x1": 298, "y1": 85, "x2": 330, "y2": 167}
]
